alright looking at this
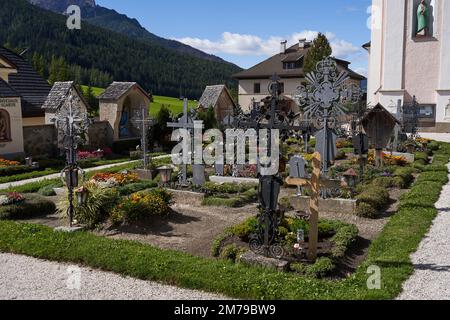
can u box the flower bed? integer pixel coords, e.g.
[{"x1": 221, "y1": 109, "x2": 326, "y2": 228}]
[
  {"x1": 112, "y1": 188, "x2": 173, "y2": 224},
  {"x1": 90, "y1": 171, "x2": 139, "y2": 188},
  {"x1": 0, "y1": 192, "x2": 25, "y2": 206}
]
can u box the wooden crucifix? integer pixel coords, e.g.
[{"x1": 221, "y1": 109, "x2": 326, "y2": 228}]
[{"x1": 285, "y1": 152, "x2": 347, "y2": 261}]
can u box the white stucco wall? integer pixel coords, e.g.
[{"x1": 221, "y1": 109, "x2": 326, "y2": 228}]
[
  {"x1": 367, "y1": 0, "x2": 384, "y2": 106},
  {"x1": 367, "y1": 0, "x2": 450, "y2": 130},
  {"x1": 238, "y1": 78, "x2": 301, "y2": 111},
  {"x1": 381, "y1": 0, "x2": 406, "y2": 92}
]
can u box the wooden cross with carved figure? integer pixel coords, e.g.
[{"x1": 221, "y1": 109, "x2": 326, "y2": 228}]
[{"x1": 285, "y1": 152, "x2": 347, "y2": 261}]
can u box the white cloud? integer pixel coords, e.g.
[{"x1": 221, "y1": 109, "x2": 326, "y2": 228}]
[{"x1": 173, "y1": 30, "x2": 362, "y2": 62}]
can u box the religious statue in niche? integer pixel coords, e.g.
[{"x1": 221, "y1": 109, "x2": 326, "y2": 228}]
[
  {"x1": 0, "y1": 109, "x2": 11, "y2": 142},
  {"x1": 416, "y1": 0, "x2": 429, "y2": 37},
  {"x1": 119, "y1": 99, "x2": 133, "y2": 138}
]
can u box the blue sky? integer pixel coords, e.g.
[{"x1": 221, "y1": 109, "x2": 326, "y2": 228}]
[{"x1": 96, "y1": 0, "x2": 371, "y2": 74}]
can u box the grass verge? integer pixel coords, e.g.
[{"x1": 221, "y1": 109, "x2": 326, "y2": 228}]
[{"x1": 0, "y1": 143, "x2": 449, "y2": 299}]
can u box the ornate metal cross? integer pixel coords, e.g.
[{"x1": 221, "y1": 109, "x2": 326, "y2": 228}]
[
  {"x1": 231, "y1": 74, "x2": 311, "y2": 258},
  {"x1": 167, "y1": 98, "x2": 203, "y2": 186},
  {"x1": 293, "y1": 57, "x2": 361, "y2": 174},
  {"x1": 131, "y1": 108, "x2": 155, "y2": 171},
  {"x1": 51, "y1": 90, "x2": 90, "y2": 227},
  {"x1": 286, "y1": 152, "x2": 347, "y2": 261},
  {"x1": 402, "y1": 96, "x2": 420, "y2": 140}
]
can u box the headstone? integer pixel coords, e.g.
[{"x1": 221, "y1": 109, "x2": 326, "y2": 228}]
[
  {"x1": 222, "y1": 115, "x2": 234, "y2": 127},
  {"x1": 215, "y1": 162, "x2": 224, "y2": 176},
  {"x1": 289, "y1": 155, "x2": 307, "y2": 178},
  {"x1": 192, "y1": 164, "x2": 206, "y2": 186},
  {"x1": 353, "y1": 133, "x2": 369, "y2": 155},
  {"x1": 314, "y1": 128, "x2": 337, "y2": 164},
  {"x1": 259, "y1": 175, "x2": 282, "y2": 212}
]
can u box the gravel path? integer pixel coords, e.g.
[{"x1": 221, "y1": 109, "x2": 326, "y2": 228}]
[
  {"x1": 0, "y1": 253, "x2": 229, "y2": 300},
  {"x1": 419, "y1": 133, "x2": 450, "y2": 143},
  {"x1": 398, "y1": 162, "x2": 450, "y2": 300}
]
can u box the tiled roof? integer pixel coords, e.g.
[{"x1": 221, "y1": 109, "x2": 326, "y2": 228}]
[
  {"x1": 0, "y1": 46, "x2": 51, "y2": 117},
  {"x1": 98, "y1": 82, "x2": 150, "y2": 101},
  {"x1": 233, "y1": 43, "x2": 366, "y2": 81},
  {"x1": 42, "y1": 81, "x2": 86, "y2": 111},
  {"x1": 0, "y1": 78, "x2": 20, "y2": 98},
  {"x1": 198, "y1": 85, "x2": 235, "y2": 109}
]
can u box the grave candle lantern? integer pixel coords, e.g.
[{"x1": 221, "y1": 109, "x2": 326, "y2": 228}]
[
  {"x1": 343, "y1": 168, "x2": 358, "y2": 189},
  {"x1": 158, "y1": 166, "x2": 173, "y2": 185}
]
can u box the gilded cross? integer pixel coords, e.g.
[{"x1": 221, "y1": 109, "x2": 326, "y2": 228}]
[{"x1": 285, "y1": 152, "x2": 347, "y2": 261}]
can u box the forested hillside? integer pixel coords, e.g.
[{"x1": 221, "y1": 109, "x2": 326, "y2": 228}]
[{"x1": 0, "y1": 0, "x2": 241, "y2": 98}]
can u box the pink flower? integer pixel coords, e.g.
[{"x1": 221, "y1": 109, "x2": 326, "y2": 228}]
[{"x1": 294, "y1": 243, "x2": 301, "y2": 250}]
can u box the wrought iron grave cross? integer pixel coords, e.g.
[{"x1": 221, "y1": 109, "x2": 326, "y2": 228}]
[
  {"x1": 52, "y1": 91, "x2": 90, "y2": 227},
  {"x1": 131, "y1": 108, "x2": 155, "y2": 171},
  {"x1": 167, "y1": 98, "x2": 204, "y2": 186},
  {"x1": 231, "y1": 74, "x2": 310, "y2": 258},
  {"x1": 293, "y1": 57, "x2": 361, "y2": 174}
]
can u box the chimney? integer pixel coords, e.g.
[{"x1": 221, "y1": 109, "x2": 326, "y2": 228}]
[
  {"x1": 280, "y1": 40, "x2": 287, "y2": 54},
  {"x1": 299, "y1": 38, "x2": 307, "y2": 49}
]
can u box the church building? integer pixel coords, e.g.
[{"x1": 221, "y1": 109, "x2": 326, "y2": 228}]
[{"x1": 366, "y1": 0, "x2": 450, "y2": 132}]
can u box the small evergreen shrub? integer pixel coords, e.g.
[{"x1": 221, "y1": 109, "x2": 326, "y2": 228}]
[
  {"x1": 356, "y1": 202, "x2": 377, "y2": 218},
  {"x1": 306, "y1": 257, "x2": 334, "y2": 278},
  {"x1": 38, "y1": 185, "x2": 57, "y2": 197},
  {"x1": 355, "y1": 186, "x2": 390, "y2": 211}
]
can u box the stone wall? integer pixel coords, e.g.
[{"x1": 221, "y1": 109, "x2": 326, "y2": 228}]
[
  {"x1": 23, "y1": 122, "x2": 114, "y2": 157},
  {"x1": 23, "y1": 125, "x2": 56, "y2": 157},
  {"x1": 87, "y1": 121, "x2": 113, "y2": 149}
]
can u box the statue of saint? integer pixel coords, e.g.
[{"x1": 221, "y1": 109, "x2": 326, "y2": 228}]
[
  {"x1": 119, "y1": 109, "x2": 131, "y2": 138},
  {"x1": 417, "y1": 0, "x2": 428, "y2": 37}
]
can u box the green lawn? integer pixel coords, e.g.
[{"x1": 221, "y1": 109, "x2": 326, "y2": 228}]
[{"x1": 80, "y1": 85, "x2": 197, "y2": 117}]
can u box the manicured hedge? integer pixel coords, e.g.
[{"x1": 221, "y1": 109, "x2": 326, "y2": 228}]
[{"x1": 0, "y1": 195, "x2": 56, "y2": 220}]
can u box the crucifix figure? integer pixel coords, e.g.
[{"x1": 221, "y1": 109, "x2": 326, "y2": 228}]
[
  {"x1": 286, "y1": 152, "x2": 347, "y2": 261},
  {"x1": 131, "y1": 108, "x2": 155, "y2": 171}
]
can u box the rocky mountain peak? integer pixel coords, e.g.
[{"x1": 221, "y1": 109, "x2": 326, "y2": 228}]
[{"x1": 29, "y1": 0, "x2": 96, "y2": 13}]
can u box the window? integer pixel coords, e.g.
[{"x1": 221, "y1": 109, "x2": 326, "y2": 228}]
[
  {"x1": 279, "y1": 82, "x2": 285, "y2": 94},
  {"x1": 254, "y1": 83, "x2": 261, "y2": 94},
  {"x1": 283, "y1": 61, "x2": 301, "y2": 70},
  {"x1": 0, "y1": 109, "x2": 11, "y2": 142},
  {"x1": 417, "y1": 104, "x2": 435, "y2": 119}
]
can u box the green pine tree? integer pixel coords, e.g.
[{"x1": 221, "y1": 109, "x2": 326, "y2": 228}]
[
  {"x1": 198, "y1": 106, "x2": 218, "y2": 130},
  {"x1": 303, "y1": 33, "x2": 332, "y2": 74}
]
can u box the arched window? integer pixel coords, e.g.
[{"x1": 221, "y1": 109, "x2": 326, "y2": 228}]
[{"x1": 0, "y1": 109, "x2": 11, "y2": 142}]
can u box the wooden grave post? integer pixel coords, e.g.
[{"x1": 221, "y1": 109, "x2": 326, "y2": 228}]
[{"x1": 285, "y1": 152, "x2": 347, "y2": 261}]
